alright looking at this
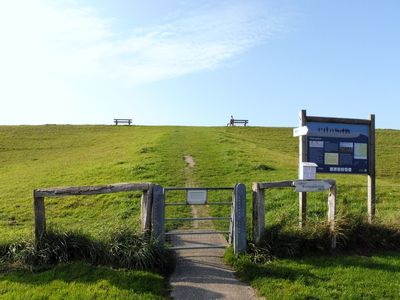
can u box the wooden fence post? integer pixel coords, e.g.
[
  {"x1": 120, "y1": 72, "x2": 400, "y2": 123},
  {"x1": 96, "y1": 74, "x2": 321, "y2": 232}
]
[
  {"x1": 328, "y1": 184, "x2": 337, "y2": 249},
  {"x1": 252, "y1": 183, "x2": 265, "y2": 245},
  {"x1": 152, "y1": 185, "x2": 165, "y2": 244},
  {"x1": 34, "y1": 194, "x2": 46, "y2": 244},
  {"x1": 234, "y1": 183, "x2": 247, "y2": 254},
  {"x1": 141, "y1": 184, "x2": 154, "y2": 238}
]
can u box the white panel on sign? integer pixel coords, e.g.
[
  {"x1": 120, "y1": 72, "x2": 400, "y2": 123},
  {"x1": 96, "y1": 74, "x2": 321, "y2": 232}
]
[
  {"x1": 187, "y1": 190, "x2": 207, "y2": 205},
  {"x1": 294, "y1": 180, "x2": 332, "y2": 192},
  {"x1": 293, "y1": 126, "x2": 309, "y2": 137},
  {"x1": 299, "y1": 162, "x2": 318, "y2": 180}
]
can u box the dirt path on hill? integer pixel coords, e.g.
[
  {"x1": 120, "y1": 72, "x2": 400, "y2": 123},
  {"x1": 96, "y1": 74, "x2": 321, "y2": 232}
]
[
  {"x1": 169, "y1": 155, "x2": 260, "y2": 300},
  {"x1": 184, "y1": 155, "x2": 202, "y2": 228}
]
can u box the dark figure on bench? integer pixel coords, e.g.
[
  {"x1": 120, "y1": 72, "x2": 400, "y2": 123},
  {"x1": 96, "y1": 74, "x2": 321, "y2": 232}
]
[{"x1": 228, "y1": 116, "x2": 248, "y2": 127}]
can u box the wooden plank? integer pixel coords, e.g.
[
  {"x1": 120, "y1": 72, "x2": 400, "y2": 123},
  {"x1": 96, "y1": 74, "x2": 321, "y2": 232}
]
[
  {"x1": 34, "y1": 196, "x2": 46, "y2": 244},
  {"x1": 328, "y1": 184, "x2": 337, "y2": 248},
  {"x1": 34, "y1": 182, "x2": 150, "y2": 197},
  {"x1": 252, "y1": 182, "x2": 265, "y2": 245},
  {"x1": 306, "y1": 115, "x2": 371, "y2": 125},
  {"x1": 294, "y1": 179, "x2": 336, "y2": 192},
  {"x1": 299, "y1": 109, "x2": 308, "y2": 228},
  {"x1": 258, "y1": 181, "x2": 294, "y2": 189},
  {"x1": 152, "y1": 185, "x2": 165, "y2": 243},
  {"x1": 368, "y1": 114, "x2": 376, "y2": 223},
  {"x1": 141, "y1": 184, "x2": 154, "y2": 237}
]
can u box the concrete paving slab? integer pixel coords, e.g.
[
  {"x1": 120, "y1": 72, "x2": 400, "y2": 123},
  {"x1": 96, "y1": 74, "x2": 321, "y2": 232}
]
[{"x1": 169, "y1": 230, "x2": 260, "y2": 300}]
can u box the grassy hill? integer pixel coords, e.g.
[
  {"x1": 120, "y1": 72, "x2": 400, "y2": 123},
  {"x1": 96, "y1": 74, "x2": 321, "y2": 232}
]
[{"x1": 1, "y1": 125, "x2": 400, "y2": 299}]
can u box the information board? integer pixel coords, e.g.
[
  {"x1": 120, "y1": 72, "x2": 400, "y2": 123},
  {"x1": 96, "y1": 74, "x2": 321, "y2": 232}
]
[{"x1": 307, "y1": 122, "x2": 370, "y2": 174}]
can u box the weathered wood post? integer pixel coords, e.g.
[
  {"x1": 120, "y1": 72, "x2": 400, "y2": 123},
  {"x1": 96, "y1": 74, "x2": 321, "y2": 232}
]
[
  {"x1": 141, "y1": 184, "x2": 154, "y2": 238},
  {"x1": 234, "y1": 183, "x2": 247, "y2": 254},
  {"x1": 328, "y1": 184, "x2": 337, "y2": 248},
  {"x1": 152, "y1": 184, "x2": 165, "y2": 244},
  {"x1": 299, "y1": 109, "x2": 308, "y2": 228},
  {"x1": 368, "y1": 114, "x2": 376, "y2": 224},
  {"x1": 33, "y1": 192, "x2": 46, "y2": 245},
  {"x1": 252, "y1": 182, "x2": 265, "y2": 246}
]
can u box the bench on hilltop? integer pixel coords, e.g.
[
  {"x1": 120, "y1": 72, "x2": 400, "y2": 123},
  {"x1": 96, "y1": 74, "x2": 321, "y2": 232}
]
[
  {"x1": 114, "y1": 118, "x2": 132, "y2": 125},
  {"x1": 228, "y1": 118, "x2": 249, "y2": 127}
]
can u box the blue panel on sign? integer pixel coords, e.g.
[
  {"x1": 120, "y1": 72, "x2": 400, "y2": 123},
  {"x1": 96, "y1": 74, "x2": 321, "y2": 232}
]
[{"x1": 307, "y1": 122, "x2": 369, "y2": 174}]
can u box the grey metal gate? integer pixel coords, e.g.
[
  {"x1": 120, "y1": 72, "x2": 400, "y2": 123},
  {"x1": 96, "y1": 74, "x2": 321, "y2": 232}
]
[{"x1": 153, "y1": 183, "x2": 247, "y2": 254}]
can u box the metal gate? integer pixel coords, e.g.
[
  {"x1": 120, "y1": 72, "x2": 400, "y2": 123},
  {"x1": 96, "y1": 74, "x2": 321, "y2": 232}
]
[{"x1": 152, "y1": 183, "x2": 247, "y2": 254}]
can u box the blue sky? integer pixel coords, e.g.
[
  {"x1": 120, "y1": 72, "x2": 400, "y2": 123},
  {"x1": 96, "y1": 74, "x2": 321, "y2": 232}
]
[{"x1": 0, "y1": 0, "x2": 399, "y2": 128}]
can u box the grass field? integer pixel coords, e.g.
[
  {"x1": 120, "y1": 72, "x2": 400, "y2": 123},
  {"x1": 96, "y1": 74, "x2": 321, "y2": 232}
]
[
  {"x1": 0, "y1": 263, "x2": 166, "y2": 300},
  {"x1": 226, "y1": 250, "x2": 400, "y2": 300},
  {"x1": 1, "y1": 125, "x2": 400, "y2": 298}
]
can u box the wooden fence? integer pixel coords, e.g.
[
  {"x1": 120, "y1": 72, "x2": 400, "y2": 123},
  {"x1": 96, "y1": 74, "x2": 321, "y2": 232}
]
[
  {"x1": 252, "y1": 179, "x2": 337, "y2": 248},
  {"x1": 33, "y1": 182, "x2": 153, "y2": 243}
]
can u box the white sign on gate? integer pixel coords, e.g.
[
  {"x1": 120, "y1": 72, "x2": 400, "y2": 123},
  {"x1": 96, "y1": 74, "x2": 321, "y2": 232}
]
[{"x1": 187, "y1": 190, "x2": 208, "y2": 205}]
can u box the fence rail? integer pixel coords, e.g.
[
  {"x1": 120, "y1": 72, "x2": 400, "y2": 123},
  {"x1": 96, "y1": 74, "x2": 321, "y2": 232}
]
[
  {"x1": 252, "y1": 179, "x2": 337, "y2": 248},
  {"x1": 34, "y1": 183, "x2": 150, "y2": 197},
  {"x1": 33, "y1": 182, "x2": 153, "y2": 244}
]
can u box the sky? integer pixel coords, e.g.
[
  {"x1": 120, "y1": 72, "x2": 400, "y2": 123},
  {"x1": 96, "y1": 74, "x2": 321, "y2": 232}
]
[{"x1": 0, "y1": 0, "x2": 399, "y2": 128}]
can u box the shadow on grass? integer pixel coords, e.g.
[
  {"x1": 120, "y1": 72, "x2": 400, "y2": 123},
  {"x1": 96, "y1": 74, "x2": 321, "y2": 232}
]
[
  {"x1": 231, "y1": 251, "x2": 400, "y2": 293},
  {"x1": 233, "y1": 214, "x2": 400, "y2": 292},
  {"x1": 0, "y1": 262, "x2": 166, "y2": 296},
  {"x1": 300, "y1": 253, "x2": 400, "y2": 274},
  {"x1": 235, "y1": 260, "x2": 325, "y2": 284}
]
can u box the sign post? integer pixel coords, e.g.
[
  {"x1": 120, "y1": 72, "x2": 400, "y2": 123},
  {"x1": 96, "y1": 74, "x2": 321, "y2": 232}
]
[
  {"x1": 296, "y1": 110, "x2": 376, "y2": 224},
  {"x1": 299, "y1": 110, "x2": 308, "y2": 227},
  {"x1": 368, "y1": 114, "x2": 376, "y2": 223}
]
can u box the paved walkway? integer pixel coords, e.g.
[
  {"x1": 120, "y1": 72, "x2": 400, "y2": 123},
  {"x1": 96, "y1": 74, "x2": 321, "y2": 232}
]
[
  {"x1": 168, "y1": 155, "x2": 260, "y2": 299},
  {"x1": 169, "y1": 231, "x2": 259, "y2": 300}
]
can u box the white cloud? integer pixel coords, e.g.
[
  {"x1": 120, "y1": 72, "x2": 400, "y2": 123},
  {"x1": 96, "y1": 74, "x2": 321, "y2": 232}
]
[
  {"x1": 0, "y1": 0, "x2": 288, "y2": 86},
  {"x1": 0, "y1": 0, "x2": 290, "y2": 124}
]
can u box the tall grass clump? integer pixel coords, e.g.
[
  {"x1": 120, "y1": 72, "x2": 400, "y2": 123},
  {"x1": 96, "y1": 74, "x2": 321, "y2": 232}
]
[
  {"x1": 0, "y1": 227, "x2": 174, "y2": 274},
  {"x1": 249, "y1": 214, "x2": 400, "y2": 263},
  {"x1": 107, "y1": 227, "x2": 174, "y2": 272}
]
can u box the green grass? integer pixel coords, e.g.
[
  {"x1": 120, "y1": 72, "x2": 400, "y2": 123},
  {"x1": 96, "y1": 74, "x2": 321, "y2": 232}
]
[
  {"x1": 1, "y1": 125, "x2": 400, "y2": 298},
  {"x1": 0, "y1": 263, "x2": 166, "y2": 300},
  {"x1": 226, "y1": 250, "x2": 400, "y2": 299}
]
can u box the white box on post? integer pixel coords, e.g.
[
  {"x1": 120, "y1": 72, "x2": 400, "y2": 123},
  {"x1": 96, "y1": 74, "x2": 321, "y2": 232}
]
[{"x1": 299, "y1": 162, "x2": 318, "y2": 180}]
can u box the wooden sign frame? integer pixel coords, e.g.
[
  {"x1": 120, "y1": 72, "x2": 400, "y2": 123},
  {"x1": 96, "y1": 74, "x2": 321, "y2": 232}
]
[{"x1": 298, "y1": 110, "x2": 376, "y2": 226}]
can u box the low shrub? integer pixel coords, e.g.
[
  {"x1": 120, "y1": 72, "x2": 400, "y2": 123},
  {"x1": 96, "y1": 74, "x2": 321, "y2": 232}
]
[
  {"x1": 0, "y1": 227, "x2": 174, "y2": 274},
  {"x1": 249, "y1": 214, "x2": 400, "y2": 263}
]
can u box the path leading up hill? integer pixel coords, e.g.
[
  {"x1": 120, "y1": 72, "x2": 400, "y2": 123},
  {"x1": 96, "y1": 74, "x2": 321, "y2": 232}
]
[{"x1": 169, "y1": 154, "x2": 259, "y2": 299}]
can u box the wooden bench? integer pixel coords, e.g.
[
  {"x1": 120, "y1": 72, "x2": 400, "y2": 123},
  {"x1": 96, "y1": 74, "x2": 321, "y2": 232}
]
[
  {"x1": 114, "y1": 118, "x2": 132, "y2": 125},
  {"x1": 228, "y1": 119, "x2": 249, "y2": 126}
]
